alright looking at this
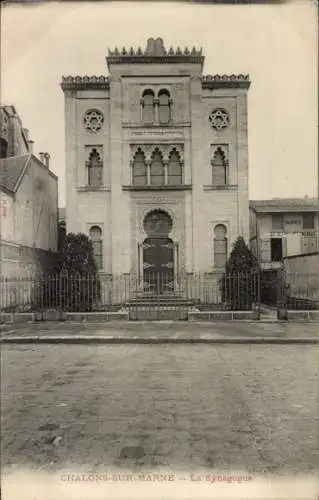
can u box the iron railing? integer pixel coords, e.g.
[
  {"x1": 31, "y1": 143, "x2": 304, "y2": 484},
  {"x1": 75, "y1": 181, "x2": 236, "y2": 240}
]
[
  {"x1": 0, "y1": 271, "x2": 317, "y2": 313},
  {"x1": 0, "y1": 271, "x2": 260, "y2": 313}
]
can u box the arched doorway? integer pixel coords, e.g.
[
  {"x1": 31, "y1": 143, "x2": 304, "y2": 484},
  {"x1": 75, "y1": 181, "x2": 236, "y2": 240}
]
[{"x1": 142, "y1": 210, "x2": 174, "y2": 294}]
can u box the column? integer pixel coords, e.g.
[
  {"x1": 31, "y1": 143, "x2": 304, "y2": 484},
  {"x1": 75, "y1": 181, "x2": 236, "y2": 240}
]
[
  {"x1": 130, "y1": 160, "x2": 134, "y2": 184},
  {"x1": 146, "y1": 160, "x2": 151, "y2": 185},
  {"x1": 163, "y1": 160, "x2": 169, "y2": 185},
  {"x1": 174, "y1": 242, "x2": 179, "y2": 291},
  {"x1": 154, "y1": 99, "x2": 159, "y2": 125},
  {"x1": 138, "y1": 242, "x2": 144, "y2": 286}
]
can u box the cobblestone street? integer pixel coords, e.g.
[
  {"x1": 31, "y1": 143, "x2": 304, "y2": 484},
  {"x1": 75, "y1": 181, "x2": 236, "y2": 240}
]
[{"x1": 1, "y1": 342, "x2": 318, "y2": 482}]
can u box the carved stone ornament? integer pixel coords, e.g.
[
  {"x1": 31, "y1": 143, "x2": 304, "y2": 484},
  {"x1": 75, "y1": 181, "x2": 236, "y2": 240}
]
[
  {"x1": 130, "y1": 144, "x2": 184, "y2": 163},
  {"x1": 84, "y1": 110, "x2": 104, "y2": 132},
  {"x1": 143, "y1": 209, "x2": 173, "y2": 237},
  {"x1": 209, "y1": 109, "x2": 230, "y2": 131}
]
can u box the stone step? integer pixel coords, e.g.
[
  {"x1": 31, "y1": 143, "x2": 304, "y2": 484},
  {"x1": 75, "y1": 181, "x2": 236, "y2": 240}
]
[{"x1": 125, "y1": 301, "x2": 196, "y2": 307}]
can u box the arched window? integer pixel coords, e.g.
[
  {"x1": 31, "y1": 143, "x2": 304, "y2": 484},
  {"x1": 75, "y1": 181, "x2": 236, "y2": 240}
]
[
  {"x1": 142, "y1": 90, "x2": 155, "y2": 124},
  {"x1": 132, "y1": 149, "x2": 147, "y2": 186},
  {"x1": 212, "y1": 148, "x2": 227, "y2": 186},
  {"x1": 0, "y1": 138, "x2": 8, "y2": 159},
  {"x1": 87, "y1": 149, "x2": 103, "y2": 187},
  {"x1": 214, "y1": 224, "x2": 227, "y2": 268},
  {"x1": 89, "y1": 225, "x2": 103, "y2": 270},
  {"x1": 158, "y1": 90, "x2": 171, "y2": 124},
  {"x1": 168, "y1": 149, "x2": 182, "y2": 185},
  {"x1": 150, "y1": 149, "x2": 164, "y2": 185}
]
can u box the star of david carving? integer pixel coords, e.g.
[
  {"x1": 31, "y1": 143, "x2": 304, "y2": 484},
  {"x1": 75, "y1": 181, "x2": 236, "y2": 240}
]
[
  {"x1": 84, "y1": 110, "x2": 104, "y2": 132},
  {"x1": 209, "y1": 109, "x2": 230, "y2": 131}
]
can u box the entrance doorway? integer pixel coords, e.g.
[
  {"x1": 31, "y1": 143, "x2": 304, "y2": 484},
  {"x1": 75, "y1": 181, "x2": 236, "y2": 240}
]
[
  {"x1": 270, "y1": 238, "x2": 283, "y2": 262},
  {"x1": 142, "y1": 210, "x2": 174, "y2": 294}
]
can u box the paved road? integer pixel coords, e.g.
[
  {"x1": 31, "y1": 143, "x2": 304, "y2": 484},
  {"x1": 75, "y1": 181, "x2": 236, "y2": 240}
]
[{"x1": 1, "y1": 343, "x2": 318, "y2": 480}]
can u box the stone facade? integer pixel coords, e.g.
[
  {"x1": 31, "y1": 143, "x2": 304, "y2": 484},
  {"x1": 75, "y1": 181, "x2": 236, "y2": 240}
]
[{"x1": 61, "y1": 38, "x2": 250, "y2": 278}]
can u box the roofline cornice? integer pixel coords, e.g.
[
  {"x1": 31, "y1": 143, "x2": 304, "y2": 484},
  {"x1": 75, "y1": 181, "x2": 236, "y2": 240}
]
[
  {"x1": 106, "y1": 55, "x2": 204, "y2": 69},
  {"x1": 202, "y1": 74, "x2": 251, "y2": 89},
  {"x1": 60, "y1": 76, "x2": 110, "y2": 92}
]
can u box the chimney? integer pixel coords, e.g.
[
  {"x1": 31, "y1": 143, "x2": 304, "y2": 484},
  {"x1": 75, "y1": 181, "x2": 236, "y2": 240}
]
[
  {"x1": 28, "y1": 140, "x2": 34, "y2": 153},
  {"x1": 39, "y1": 152, "x2": 50, "y2": 168},
  {"x1": 44, "y1": 152, "x2": 50, "y2": 168}
]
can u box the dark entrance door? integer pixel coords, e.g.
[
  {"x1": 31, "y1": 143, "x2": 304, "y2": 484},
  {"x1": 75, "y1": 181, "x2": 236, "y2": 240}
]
[
  {"x1": 142, "y1": 210, "x2": 175, "y2": 294},
  {"x1": 143, "y1": 237, "x2": 174, "y2": 293}
]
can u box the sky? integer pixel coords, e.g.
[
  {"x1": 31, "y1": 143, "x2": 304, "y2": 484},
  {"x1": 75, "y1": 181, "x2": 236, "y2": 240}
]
[{"x1": 1, "y1": 0, "x2": 318, "y2": 207}]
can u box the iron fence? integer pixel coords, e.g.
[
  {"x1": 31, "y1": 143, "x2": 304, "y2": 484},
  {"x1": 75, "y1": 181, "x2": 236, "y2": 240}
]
[
  {"x1": 1, "y1": 271, "x2": 259, "y2": 313},
  {"x1": 1, "y1": 271, "x2": 317, "y2": 314}
]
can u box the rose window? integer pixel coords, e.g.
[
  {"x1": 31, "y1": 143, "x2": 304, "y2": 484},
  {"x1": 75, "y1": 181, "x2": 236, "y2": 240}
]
[
  {"x1": 209, "y1": 108, "x2": 229, "y2": 130},
  {"x1": 84, "y1": 110, "x2": 104, "y2": 132}
]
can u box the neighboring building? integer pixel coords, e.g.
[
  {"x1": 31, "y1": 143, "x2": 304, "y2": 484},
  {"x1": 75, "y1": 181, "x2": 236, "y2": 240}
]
[
  {"x1": 249, "y1": 197, "x2": 319, "y2": 269},
  {"x1": 0, "y1": 105, "x2": 34, "y2": 158},
  {"x1": 61, "y1": 37, "x2": 250, "y2": 289},
  {"x1": 0, "y1": 105, "x2": 58, "y2": 277}
]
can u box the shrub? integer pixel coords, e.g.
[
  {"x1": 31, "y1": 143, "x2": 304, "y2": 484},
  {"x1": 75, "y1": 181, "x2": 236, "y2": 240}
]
[
  {"x1": 41, "y1": 233, "x2": 100, "y2": 312},
  {"x1": 221, "y1": 236, "x2": 260, "y2": 310}
]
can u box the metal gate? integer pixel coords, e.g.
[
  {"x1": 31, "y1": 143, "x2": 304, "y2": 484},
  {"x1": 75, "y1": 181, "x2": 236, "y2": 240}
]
[
  {"x1": 127, "y1": 272, "x2": 191, "y2": 320},
  {"x1": 143, "y1": 238, "x2": 174, "y2": 293}
]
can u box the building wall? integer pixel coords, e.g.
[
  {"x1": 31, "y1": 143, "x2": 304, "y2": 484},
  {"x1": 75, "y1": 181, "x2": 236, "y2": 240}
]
[
  {"x1": 0, "y1": 191, "x2": 15, "y2": 242},
  {"x1": 1, "y1": 105, "x2": 58, "y2": 283},
  {"x1": 255, "y1": 211, "x2": 319, "y2": 237},
  {"x1": 64, "y1": 90, "x2": 111, "y2": 238},
  {"x1": 284, "y1": 253, "x2": 319, "y2": 300},
  {"x1": 63, "y1": 59, "x2": 249, "y2": 274},
  {"x1": 13, "y1": 157, "x2": 58, "y2": 251},
  {"x1": 1, "y1": 157, "x2": 58, "y2": 281},
  {"x1": 250, "y1": 208, "x2": 319, "y2": 265},
  {"x1": 0, "y1": 241, "x2": 57, "y2": 278}
]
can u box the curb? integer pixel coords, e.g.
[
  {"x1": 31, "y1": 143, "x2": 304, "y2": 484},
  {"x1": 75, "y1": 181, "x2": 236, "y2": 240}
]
[
  {"x1": 2, "y1": 319, "x2": 319, "y2": 327},
  {"x1": 1, "y1": 336, "x2": 318, "y2": 344}
]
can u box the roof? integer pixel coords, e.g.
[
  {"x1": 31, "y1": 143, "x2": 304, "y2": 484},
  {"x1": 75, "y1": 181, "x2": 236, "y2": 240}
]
[
  {"x1": 249, "y1": 198, "x2": 319, "y2": 213},
  {"x1": 61, "y1": 38, "x2": 250, "y2": 92},
  {"x1": 106, "y1": 37, "x2": 204, "y2": 68},
  {"x1": 0, "y1": 154, "x2": 31, "y2": 193},
  {"x1": 0, "y1": 154, "x2": 58, "y2": 194}
]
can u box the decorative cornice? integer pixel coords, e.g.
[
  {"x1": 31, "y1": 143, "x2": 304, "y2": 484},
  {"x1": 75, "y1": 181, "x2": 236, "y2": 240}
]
[
  {"x1": 107, "y1": 37, "x2": 204, "y2": 68},
  {"x1": 202, "y1": 74, "x2": 251, "y2": 89},
  {"x1": 122, "y1": 185, "x2": 192, "y2": 192},
  {"x1": 130, "y1": 143, "x2": 184, "y2": 163},
  {"x1": 61, "y1": 76, "x2": 110, "y2": 91},
  {"x1": 76, "y1": 186, "x2": 111, "y2": 192},
  {"x1": 203, "y1": 184, "x2": 238, "y2": 191}
]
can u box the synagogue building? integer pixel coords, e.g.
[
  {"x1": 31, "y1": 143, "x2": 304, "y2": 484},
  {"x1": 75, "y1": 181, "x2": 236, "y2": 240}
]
[{"x1": 61, "y1": 37, "x2": 250, "y2": 290}]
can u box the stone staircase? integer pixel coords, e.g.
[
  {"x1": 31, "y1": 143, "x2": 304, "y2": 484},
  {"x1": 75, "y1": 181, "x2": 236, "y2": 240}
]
[{"x1": 122, "y1": 294, "x2": 199, "y2": 320}]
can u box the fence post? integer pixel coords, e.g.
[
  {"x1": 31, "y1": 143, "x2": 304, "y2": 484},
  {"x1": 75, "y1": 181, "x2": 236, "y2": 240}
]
[
  {"x1": 277, "y1": 268, "x2": 288, "y2": 320},
  {"x1": 252, "y1": 270, "x2": 261, "y2": 319}
]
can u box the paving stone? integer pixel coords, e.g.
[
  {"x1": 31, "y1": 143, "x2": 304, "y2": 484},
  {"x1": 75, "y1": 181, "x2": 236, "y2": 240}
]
[{"x1": 1, "y1": 343, "x2": 318, "y2": 476}]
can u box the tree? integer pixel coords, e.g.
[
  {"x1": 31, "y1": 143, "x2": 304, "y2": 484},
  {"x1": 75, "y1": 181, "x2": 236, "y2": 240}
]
[
  {"x1": 56, "y1": 232, "x2": 98, "y2": 275},
  {"x1": 225, "y1": 236, "x2": 259, "y2": 274},
  {"x1": 42, "y1": 233, "x2": 100, "y2": 312},
  {"x1": 222, "y1": 236, "x2": 260, "y2": 310}
]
